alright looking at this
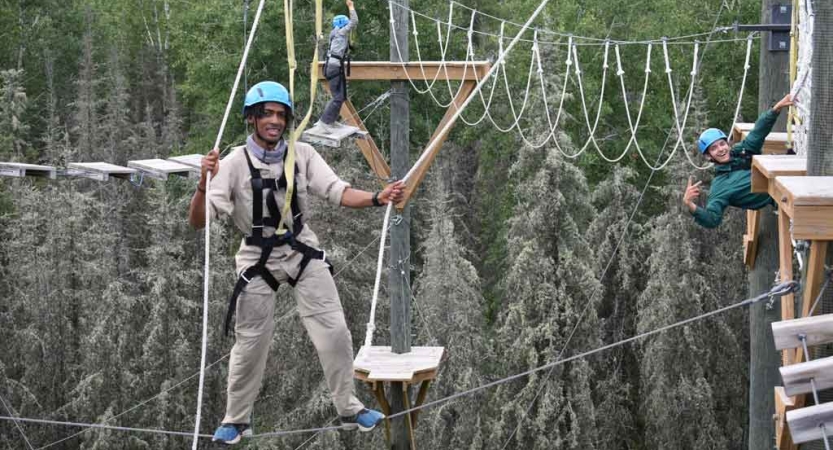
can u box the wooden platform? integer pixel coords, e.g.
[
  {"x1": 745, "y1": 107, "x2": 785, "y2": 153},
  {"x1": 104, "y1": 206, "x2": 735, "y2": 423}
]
[
  {"x1": 774, "y1": 176, "x2": 833, "y2": 240},
  {"x1": 0, "y1": 162, "x2": 57, "y2": 179},
  {"x1": 732, "y1": 123, "x2": 790, "y2": 154},
  {"x1": 354, "y1": 346, "x2": 444, "y2": 383},
  {"x1": 301, "y1": 124, "x2": 368, "y2": 148},
  {"x1": 167, "y1": 154, "x2": 205, "y2": 170},
  {"x1": 128, "y1": 158, "x2": 197, "y2": 180},
  {"x1": 318, "y1": 61, "x2": 491, "y2": 81},
  {"x1": 63, "y1": 162, "x2": 136, "y2": 181},
  {"x1": 751, "y1": 155, "x2": 806, "y2": 194},
  {"x1": 787, "y1": 402, "x2": 833, "y2": 444}
]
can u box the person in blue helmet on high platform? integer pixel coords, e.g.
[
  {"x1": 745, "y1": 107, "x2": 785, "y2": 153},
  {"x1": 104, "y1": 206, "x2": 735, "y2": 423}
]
[
  {"x1": 314, "y1": 0, "x2": 358, "y2": 134},
  {"x1": 683, "y1": 93, "x2": 794, "y2": 228}
]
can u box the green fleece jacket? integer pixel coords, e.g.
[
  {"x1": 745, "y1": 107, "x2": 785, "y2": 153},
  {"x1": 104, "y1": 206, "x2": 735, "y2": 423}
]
[{"x1": 691, "y1": 109, "x2": 779, "y2": 228}]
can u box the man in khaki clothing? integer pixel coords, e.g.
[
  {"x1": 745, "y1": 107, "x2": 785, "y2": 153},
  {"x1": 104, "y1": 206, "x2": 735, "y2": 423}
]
[{"x1": 189, "y1": 81, "x2": 401, "y2": 445}]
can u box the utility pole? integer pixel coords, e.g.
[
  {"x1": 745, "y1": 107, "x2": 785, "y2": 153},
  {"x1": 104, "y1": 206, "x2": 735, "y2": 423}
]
[
  {"x1": 748, "y1": 1, "x2": 791, "y2": 449},
  {"x1": 389, "y1": 0, "x2": 412, "y2": 448}
]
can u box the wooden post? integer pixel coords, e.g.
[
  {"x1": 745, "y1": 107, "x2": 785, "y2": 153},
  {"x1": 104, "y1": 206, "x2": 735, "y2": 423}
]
[
  {"x1": 389, "y1": 1, "x2": 412, "y2": 448},
  {"x1": 749, "y1": 1, "x2": 791, "y2": 448}
]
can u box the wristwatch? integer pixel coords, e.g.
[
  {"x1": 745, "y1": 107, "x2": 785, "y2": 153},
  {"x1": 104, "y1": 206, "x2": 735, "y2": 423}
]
[{"x1": 372, "y1": 191, "x2": 383, "y2": 207}]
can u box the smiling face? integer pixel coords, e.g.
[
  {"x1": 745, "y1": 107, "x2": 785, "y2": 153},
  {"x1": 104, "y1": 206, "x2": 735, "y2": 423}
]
[
  {"x1": 247, "y1": 102, "x2": 288, "y2": 149},
  {"x1": 706, "y1": 138, "x2": 731, "y2": 164}
]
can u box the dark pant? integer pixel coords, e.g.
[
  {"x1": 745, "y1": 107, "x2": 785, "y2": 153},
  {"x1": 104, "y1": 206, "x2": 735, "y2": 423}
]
[{"x1": 321, "y1": 63, "x2": 345, "y2": 125}]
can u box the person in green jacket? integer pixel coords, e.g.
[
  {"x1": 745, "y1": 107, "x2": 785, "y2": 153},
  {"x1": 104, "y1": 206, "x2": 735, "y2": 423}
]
[{"x1": 684, "y1": 94, "x2": 794, "y2": 228}]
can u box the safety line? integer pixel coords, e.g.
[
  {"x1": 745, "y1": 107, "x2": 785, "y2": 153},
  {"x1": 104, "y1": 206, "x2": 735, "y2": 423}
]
[
  {"x1": 35, "y1": 355, "x2": 230, "y2": 450},
  {"x1": 194, "y1": 0, "x2": 267, "y2": 447},
  {"x1": 0, "y1": 416, "x2": 214, "y2": 439},
  {"x1": 383, "y1": 281, "x2": 799, "y2": 422},
  {"x1": 3, "y1": 283, "x2": 797, "y2": 443},
  {"x1": 0, "y1": 394, "x2": 35, "y2": 450}
]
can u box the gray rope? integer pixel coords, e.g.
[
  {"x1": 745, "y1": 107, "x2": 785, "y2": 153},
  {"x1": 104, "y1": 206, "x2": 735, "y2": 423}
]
[
  {"x1": 0, "y1": 394, "x2": 35, "y2": 450},
  {"x1": 35, "y1": 354, "x2": 230, "y2": 450},
  {"x1": 383, "y1": 281, "x2": 799, "y2": 422},
  {"x1": 0, "y1": 416, "x2": 213, "y2": 439},
  {"x1": 3, "y1": 282, "x2": 797, "y2": 443}
]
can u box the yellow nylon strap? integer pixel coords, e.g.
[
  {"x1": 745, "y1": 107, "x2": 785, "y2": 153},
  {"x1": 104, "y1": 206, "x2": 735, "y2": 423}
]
[{"x1": 280, "y1": 0, "x2": 323, "y2": 233}]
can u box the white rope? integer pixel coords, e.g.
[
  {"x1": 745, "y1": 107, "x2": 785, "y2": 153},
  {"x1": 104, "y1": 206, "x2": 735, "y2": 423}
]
[
  {"x1": 511, "y1": 34, "x2": 572, "y2": 150},
  {"x1": 387, "y1": 0, "x2": 751, "y2": 171},
  {"x1": 569, "y1": 41, "x2": 610, "y2": 156},
  {"x1": 727, "y1": 35, "x2": 755, "y2": 144},
  {"x1": 193, "y1": 0, "x2": 267, "y2": 447},
  {"x1": 362, "y1": 203, "x2": 393, "y2": 352},
  {"x1": 402, "y1": 0, "x2": 557, "y2": 184},
  {"x1": 612, "y1": 43, "x2": 653, "y2": 163}
]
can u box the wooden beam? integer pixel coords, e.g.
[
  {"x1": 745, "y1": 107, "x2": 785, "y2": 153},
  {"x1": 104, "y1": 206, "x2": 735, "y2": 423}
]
[
  {"x1": 774, "y1": 387, "x2": 799, "y2": 450},
  {"x1": 786, "y1": 401, "x2": 833, "y2": 444},
  {"x1": 793, "y1": 242, "x2": 831, "y2": 365},
  {"x1": 773, "y1": 314, "x2": 833, "y2": 351},
  {"x1": 399, "y1": 80, "x2": 476, "y2": 206},
  {"x1": 317, "y1": 61, "x2": 490, "y2": 81},
  {"x1": 744, "y1": 210, "x2": 762, "y2": 268},
  {"x1": 777, "y1": 207, "x2": 796, "y2": 364},
  {"x1": 320, "y1": 82, "x2": 391, "y2": 183},
  {"x1": 780, "y1": 356, "x2": 833, "y2": 396}
]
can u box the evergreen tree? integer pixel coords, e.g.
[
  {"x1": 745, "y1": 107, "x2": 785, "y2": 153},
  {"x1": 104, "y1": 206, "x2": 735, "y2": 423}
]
[{"x1": 0, "y1": 69, "x2": 28, "y2": 161}]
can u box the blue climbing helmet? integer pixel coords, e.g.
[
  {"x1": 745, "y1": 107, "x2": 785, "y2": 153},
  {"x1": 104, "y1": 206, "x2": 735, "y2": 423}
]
[
  {"x1": 333, "y1": 14, "x2": 349, "y2": 29},
  {"x1": 697, "y1": 128, "x2": 728, "y2": 154},
  {"x1": 243, "y1": 81, "x2": 293, "y2": 117}
]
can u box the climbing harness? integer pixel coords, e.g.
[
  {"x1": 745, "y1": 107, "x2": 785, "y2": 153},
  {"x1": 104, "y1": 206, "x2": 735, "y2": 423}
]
[
  {"x1": 223, "y1": 148, "x2": 332, "y2": 336},
  {"x1": 325, "y1": 33, "x2": 353, "y2": 100}
]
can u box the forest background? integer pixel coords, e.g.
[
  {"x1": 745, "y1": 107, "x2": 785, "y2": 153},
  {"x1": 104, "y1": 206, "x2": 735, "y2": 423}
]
[{"x1": 0, "y1": 0, "x2": 771, "y2": 448}]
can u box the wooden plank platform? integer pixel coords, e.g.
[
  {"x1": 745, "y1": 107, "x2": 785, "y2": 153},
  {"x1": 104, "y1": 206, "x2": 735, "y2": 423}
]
[
  {"x1": 774, "y1": 176, "x2": 833, "y2": 240},
  {"x1": 732, "y1": 123, "x2": 790, "y2": 154},
  {"x1": 63, "y1": 162, "x2": 136, "y2": 181},
  {"x1": 317, "y1": 61, "x2": 491, "y2": 81},
  {"x1": 751, "y1": 155, "x2": 806, "y2": 194},
  {"x1": 301, "y1": 124, "x2": 368, "y2": 148},
  {"x1": 128, "y1": 158, "x2": 196, "y2": 180},
  {"x1": 786, "y1": 401, "x2": 833, "y2": 444},
  {"x1": 772, "y1": 314, "x2": 833, "y2": 350},
  {"x1": 354, "y1": 346, "x2": 445, "y2": 383},
  {"x1": 167, "y1": 154, "x2": 205, "y2": 170},
  {"x1": 780, "y1": 356, "x2": 833, "y2": 397},
  {"x1": 0, "y1": 162, "x2": 57, "y2": 179}
]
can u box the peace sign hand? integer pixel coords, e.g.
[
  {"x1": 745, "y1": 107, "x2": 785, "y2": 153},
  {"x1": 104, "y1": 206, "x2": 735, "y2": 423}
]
[{"x1": 683, "y1": 176, "x2": 702, "y2": 213}]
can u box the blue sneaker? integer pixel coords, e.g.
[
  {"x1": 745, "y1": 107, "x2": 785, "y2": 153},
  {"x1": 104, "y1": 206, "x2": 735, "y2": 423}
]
[
  {"x1": 212, "y1": 423, "x2": 251, "y2": 445},
  {"x1": 341, "y1": 408, "x2": 385, "y2": 432}
]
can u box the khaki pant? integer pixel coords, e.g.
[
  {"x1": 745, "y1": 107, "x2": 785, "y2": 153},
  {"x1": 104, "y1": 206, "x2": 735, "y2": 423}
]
[{"x1": 222, "y1": 258, "x2": 365, "y2": 424}]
